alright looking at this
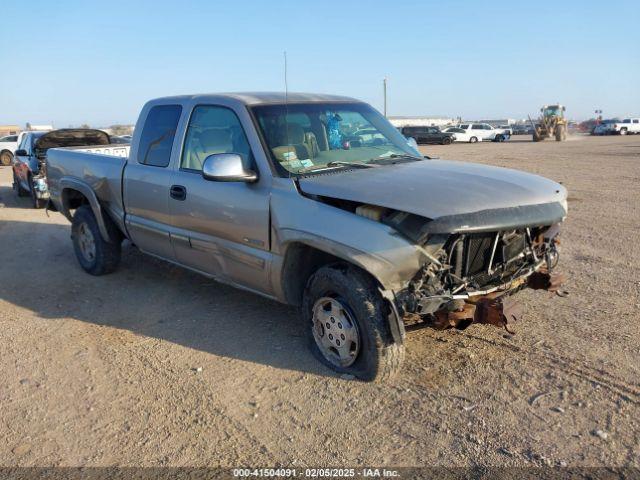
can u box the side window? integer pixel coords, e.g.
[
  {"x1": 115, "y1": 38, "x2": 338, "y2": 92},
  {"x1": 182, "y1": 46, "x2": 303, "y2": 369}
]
[
  {"x1": 472, "y1": 124, "x2": 483, "y2": 130},
  {"x1": 181, "y1": 105, "x2": 252, "y2": 171},
  {"x1": 634, "y1": 119, "x2": 639, "y2": 124},
  {"x1": 484, "y1": 125, "x2": 493, "y2": 130},
  {"x1": 137, "y1": 104, "x2": 182, "y2": 167}
]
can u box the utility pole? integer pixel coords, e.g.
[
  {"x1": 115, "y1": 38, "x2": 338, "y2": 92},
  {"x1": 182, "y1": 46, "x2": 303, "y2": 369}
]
[{"x1": 383, "y1": 77, "x2": 387, "y2": 117}]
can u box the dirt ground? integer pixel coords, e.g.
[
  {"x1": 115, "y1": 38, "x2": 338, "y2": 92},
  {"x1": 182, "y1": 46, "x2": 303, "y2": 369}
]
[{"x1": 0, "y1": 135, "x2": 638, "y2": 469}]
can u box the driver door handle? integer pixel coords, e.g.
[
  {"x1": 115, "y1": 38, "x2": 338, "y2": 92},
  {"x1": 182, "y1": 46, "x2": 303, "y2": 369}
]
[{"x1": 169, "y1": 184, "x2": 187, "y2": 201}]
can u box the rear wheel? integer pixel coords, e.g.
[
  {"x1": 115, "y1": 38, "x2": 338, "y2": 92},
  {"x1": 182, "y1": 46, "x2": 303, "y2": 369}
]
[
  {"x1": 620, "y1": 128, "x2": 627, "y2": 135},
  {"x1": 302, "y1": 264, "x2": 405, "y2": 381},
  {"x1": 71, "y1": 205, "x2": 122, "y2": 275},
  {"x1": 469, "y1": 136, "x2": 478, "y2": 143},
  {"x1": 0, "y1": 151, "x2": 12, "y2": 166}
]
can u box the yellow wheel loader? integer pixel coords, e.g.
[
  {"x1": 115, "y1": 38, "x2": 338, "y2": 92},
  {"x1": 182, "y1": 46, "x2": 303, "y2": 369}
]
[{"x1": 529, "y1": 104, "x2": 567, "y2": 142}]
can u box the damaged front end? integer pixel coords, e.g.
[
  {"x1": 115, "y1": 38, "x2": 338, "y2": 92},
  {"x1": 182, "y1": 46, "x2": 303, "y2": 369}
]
[{"x1": 395, "y1": 221, "x2": 565, "y2": 334}]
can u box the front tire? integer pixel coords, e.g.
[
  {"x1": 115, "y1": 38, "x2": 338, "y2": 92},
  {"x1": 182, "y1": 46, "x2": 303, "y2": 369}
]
[
  {"x1": 13, "y1": 170, "x2": 29, "y2": 197},
  {"x1": 71, "y1": 205, "x2": 122, "y2": 275},
  {"x1": 442, "y1": 137, "x2": 452, "y2": 145},
  {"x1": 620, "y1": 128, "x2": 627, "y2": 136},
  {"x1": 302, "y1": 264, "x2": 405, "y2": 382},
  {"x1": 469, "y1": 136, "x2": 478, "y2": 143},
  {"x1": 0, "y1": 151, "x2": 12, "y2": 166}
]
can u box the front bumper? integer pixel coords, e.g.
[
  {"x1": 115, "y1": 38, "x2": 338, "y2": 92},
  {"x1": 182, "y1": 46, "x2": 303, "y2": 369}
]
[
  {"x1": 32, "y1": 176, "x2": 50, "y2": 199},
  {"x1": 430, "y1": 265, "x2": 566, "y2": 332}
]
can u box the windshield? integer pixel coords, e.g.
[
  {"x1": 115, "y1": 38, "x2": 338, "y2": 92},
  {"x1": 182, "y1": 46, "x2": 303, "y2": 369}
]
[
  {"x1": 544, "y1": 106, "x2": 562, "y2": 116},
  {"x1": 251, "y1": 102, "x2": 421, "y2": 175}
]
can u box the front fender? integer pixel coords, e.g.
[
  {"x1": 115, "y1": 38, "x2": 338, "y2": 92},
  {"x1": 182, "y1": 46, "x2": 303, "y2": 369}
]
[{"x1": 270, "y1": 181, "x2": 427, "y2": 292}]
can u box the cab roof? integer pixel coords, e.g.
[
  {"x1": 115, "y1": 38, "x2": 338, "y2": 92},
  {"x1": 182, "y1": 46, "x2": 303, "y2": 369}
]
[{"x1": 149, "y1": 92, "x2": 362, "y2": 106}]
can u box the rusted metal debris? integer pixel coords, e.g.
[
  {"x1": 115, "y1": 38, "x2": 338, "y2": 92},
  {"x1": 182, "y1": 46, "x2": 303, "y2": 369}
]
[
  {"x1": 432, "y1": 294, "x2": 522, "y2": 333},
  {"x1": 528, "y1": 268, "x2": 566, "y2": 292},
  {"x1": 433, "y1": 303, "x2": 477, "y2": 330},
  {"x1": 428, "y1": 268, "x2": 566, "y2": 334},
  {"x1": 474, "y1": 295, "x2": 522, "y2": 334}
]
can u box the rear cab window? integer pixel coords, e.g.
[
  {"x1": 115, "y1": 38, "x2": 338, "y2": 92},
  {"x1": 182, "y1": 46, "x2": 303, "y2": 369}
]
[{"x1": 137, "y1": 104, "x2": 182, "y2": 167}]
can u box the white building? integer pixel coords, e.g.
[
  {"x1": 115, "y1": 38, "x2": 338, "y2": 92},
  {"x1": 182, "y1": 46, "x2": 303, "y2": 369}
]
[{"x1": 388, "y1": 116, "x2": 456, "y2": 128}]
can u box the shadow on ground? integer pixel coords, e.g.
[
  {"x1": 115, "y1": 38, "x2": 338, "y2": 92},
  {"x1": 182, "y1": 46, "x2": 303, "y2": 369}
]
[{"x1": 0, "y1": 183, "x2": 328, "y2": 377}]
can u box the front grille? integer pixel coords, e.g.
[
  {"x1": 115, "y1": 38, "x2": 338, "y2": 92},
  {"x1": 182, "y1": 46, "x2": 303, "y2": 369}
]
[
  {"x1": 464, "y1": 233, "x2": 495, "y2": 277},
  {"x1": 449, "y1": 230, "x2": 531, "y2": 286}
]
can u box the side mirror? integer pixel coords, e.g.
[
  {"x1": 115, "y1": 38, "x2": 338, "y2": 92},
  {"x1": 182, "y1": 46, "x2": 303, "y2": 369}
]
[
  {"x1": 15, "y1": 149, "x2": 27, "y2": 156},
  {"x1": 202, "y1": 153, "x2": 257, "y2": 183}
]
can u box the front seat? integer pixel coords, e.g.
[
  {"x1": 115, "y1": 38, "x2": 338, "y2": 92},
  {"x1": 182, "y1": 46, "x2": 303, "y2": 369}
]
[{"x1": 184, "y1": 128, "x2": 233, "y2": 170}]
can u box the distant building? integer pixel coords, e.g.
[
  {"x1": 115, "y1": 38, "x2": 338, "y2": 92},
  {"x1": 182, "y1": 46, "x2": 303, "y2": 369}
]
[
  {"x1": 0, "y1": 125, "x2": 20, "y2": 137},
  {"x1": 26, "y1": 123, "x2": 54, "y2": 131},
  {"x1": 463, "y1": 119, "x2": 516, "y2": 127},
  {"x1": 388, "y1": 116, "x2": 456, "y2": 128}
]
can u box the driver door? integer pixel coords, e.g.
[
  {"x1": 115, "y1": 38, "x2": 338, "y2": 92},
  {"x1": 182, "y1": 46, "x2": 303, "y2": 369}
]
[{"x1": 168, "y1": 104, "x2": 272, "y2": 294}]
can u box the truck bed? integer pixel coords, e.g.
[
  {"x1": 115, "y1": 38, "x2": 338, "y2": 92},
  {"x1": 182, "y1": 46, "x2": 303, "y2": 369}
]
[{"x1": 46, "y1": 144, "x2": 129, "y2": 229}]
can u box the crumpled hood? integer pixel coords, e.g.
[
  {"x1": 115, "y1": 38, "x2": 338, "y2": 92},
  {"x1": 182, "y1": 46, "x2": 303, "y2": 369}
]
[{"x1": 298, "y1": 159, "x2": 567, "y2": 219}]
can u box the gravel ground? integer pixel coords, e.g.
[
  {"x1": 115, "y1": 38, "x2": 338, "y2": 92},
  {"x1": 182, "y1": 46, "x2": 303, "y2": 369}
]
[{"x1": 0, "y1": 134, "x2": 638, "y2": 469}]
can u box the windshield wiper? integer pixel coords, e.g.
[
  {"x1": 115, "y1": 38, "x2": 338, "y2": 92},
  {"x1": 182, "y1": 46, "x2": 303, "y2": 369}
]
[
  {"x1": 368, "y1": 153, "x2": 423, "y2": 164},
  {"x1": 297, "y1": 161, "x2": 375, "y2": 174}
]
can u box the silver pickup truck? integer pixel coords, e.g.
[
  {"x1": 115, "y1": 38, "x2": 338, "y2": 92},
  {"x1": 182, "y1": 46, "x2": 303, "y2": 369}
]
[{"x1": 47, "y1": 93, "x2": 567, "y2": 381}]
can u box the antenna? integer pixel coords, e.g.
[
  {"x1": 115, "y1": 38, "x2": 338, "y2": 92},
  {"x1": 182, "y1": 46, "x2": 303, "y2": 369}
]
[
  {"x1": 284, "y1": 51, "x2": 289, "y2": 103},
  {"x1": 283, "y1": 51, "x2": 292, "y2": 177}
]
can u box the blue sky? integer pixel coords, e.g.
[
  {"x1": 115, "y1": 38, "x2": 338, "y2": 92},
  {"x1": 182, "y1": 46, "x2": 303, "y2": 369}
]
[{"x1": 1, "y1": 0, "x2": 638, "y2": 126}]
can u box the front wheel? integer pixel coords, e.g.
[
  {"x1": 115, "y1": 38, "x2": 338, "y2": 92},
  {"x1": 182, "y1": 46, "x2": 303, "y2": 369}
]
[
  {"x1": 302, "y1": 265, "x2": 405, "y2": 381},
  {"x1": 0, "y1": 151, "x2": 12, "y2": 166},
  {"x1": 442, "y1": 137, "x2": 452, "y2": 145},
  {"x1": 620, "y1": 128, "x2": 627, "y2": 136},
  {"x1": 469, "y1": 136, "x2": 478, "y2": 143},
  {"x1": 495, "y1": 134, "x2": 505, "y2": 142},
  {"x1": 13, "y1": 170, "x2": 29, "y2": 197},
  {"x1": 71, "y1": 205, "x2": 122, "y2": 275}
]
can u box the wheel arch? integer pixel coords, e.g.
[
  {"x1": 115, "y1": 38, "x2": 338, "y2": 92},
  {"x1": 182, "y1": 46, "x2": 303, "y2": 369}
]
[
  {"x1": 281, "y1": 242, "x2": 352, "y2": 306},
  {"x1": 278, "y1": 240, "x2": 406, "y2": 343},
  {"x1": 59, "y1": 178, "x2": 111, "y2": 242}
]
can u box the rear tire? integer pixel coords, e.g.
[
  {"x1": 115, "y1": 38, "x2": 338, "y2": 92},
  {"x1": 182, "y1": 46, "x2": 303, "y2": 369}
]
[
  {"x1": 0, "y1": 151, "x2": 12, "y2": 166},
  {"x1": 302, "y1": 264, "x2": 405, "y2": 382},
  {"x1": 620, "y1": 128, "x2": 627, "y2": 136},
  {"x1": 469, "y1": 136, "x2": 478, "y2": 143},
  {"x1": 71, "y1": 205, "x2": 122, "y2": 275}
]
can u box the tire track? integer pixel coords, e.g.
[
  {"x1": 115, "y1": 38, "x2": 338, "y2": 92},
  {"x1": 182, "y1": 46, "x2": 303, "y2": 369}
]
[{"x1": 458, "y1": 332, "x2": 640, "y2": 405}]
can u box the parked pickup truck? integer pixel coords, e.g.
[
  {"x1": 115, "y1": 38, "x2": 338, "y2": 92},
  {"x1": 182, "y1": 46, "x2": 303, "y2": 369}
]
[
  {"x1": 47, "y1": 93, "x2": 568, "y2": 381},
  {"x1": 13, "y1": 129, "x2": 112, "y2": 208},
  {"x1": 610, "y1": 118, "x2": 640, "y2": 135}
]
